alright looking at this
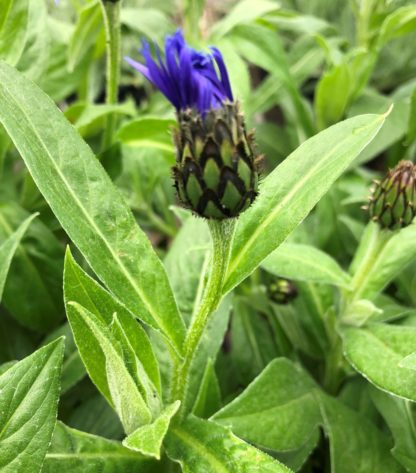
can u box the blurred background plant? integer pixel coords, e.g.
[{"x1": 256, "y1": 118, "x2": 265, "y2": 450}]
[{"x1": 1, "y1": 1, "x2": 416, "y2": 472}]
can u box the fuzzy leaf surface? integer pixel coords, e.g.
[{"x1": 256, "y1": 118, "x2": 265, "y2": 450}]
[
  {"x1": 0, "y1": 61, "x2": 185, "y2": 354},
  {"x1": 213, "y1": 358, "x2": 320, "y2": 452},
  {"x1": 0, "y1": 338, "x2": 64, "y2": 473},
  {"x1": 343, "y1": 323, "x2": 416, "y2": 401},
  {"x1": 64, "y1": 248, "x2": 161, "y2": 396},
  {"x1": 224, "y1": 113, "x2": 387, "y2": 293},
  {"x1": 0, "y1": 213, "x2": 36, "y2": 300},
  {"x1": 261, "y1": 243, "x2": 351, "y2": 287},
  {"x1": 166, "y1": 416, "x2": 293, "y2": 473},
  {"x1": 123, "y1": 401, "x2": 180, "y2": 459},
  {"x1": 319, "y1": 394, "x2": 404, "y2": 473},
  {"x1": 66, "y1": 302, "x2": 151, "y2": 433},
  {"x1": 44, "y1": 422, "x2": 159, "y2": 473}
]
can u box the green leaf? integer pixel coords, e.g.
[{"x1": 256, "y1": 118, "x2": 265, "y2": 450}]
[
  {"x1": 210, "y1": 0, "x2": 279, "y2": 39},
  {"x1": 181, "y1": 296, "x2": 232, "y2": 416},
  {"x1": 116, "y1": 117, "x2": 176, "y2": 156},
  {"x1": 343, "y1": 323, "x2": 416, "y2": 401},
  {"x1": 16, "y1": 0, "x2": 50, "y2": 82},
  {"x1": 261, "y1": 243, "x2": 351, "y2": 287},
  {"x1": 66, "y1": 302, "x2": 152, "y2": 433},
  {"x1": 43, "y1": 322, "x2": 86, "y2": 394},
  {"x1": 123, "y1": 401, "x2": 180, "y2": 459},
  {"x1": 349, "y1": 93, "x2": 409, "y2": 166},
  {"x1": 44, "y1": 422, "x2": 159, "y2": 473},
  {"x1": 319, "y1": 394, "x2": 404, "y2": 473},
  {"x1": 166, "y1": 416, "x2": 293, "y2": 473},
  {"x1": 0, "y1": 202, "x2": 64, "y2": 332},
  {"x1": 0, "y1": 0, "x2": 28, "y2": 66},
  {"x1": 227, "y1": 24, "x2": 313, "y2": 137},
  {"x1": 192, "y1": 359, "x2": 222, "y2": 418},
  {"x1": 110, "y1": 314, "x2": 161, "y2": 414},
  {"x1": 349, "y1": 222, "x2": 416, "y2": 301},
  {"x1": 315, "y1": 62, "x2": 351, "y2": 129},
  {"x1": 164, "y1": 216, "x2": 210, "y2": 323},
  {"x1": 224, "y1": 112, "x2": 387, "y2": 293},
  {"x1": 378, "y1": 6, "x2": 416, "y2": 47},
  {"x1": 406, "y1": 87, "x2": 416, "y2": 146},
  {"x1": 0, "y1": 212, "x2": 36, "y2": 301},
  {"x1": 121, "y1": 8, "x2": 171, "y2": 41},
  {"x1": 0, "y1": 61, "x2": 186, "y2": 354},
  {"x1": 213, "y1": 358, "x2": 320, "y2": 453},
  {"x1": 64, "y1": 248, "x2": 161, "y2": 397},
  {"x1": 400, "y1": 352, "x2": 416, "y2": 371},
  {"x1": 0, "y1": 338, "x2": 64, "y2": 473},
  {"x1": 65, "y1": 101, "x2": 136, "y2": 137},
  {"x1": 67, "y1": 1, "x2": 102, "y2": 72},
  {"x1": 341, "y1": 299, "x2": 383, "y2": 327},
  {"x1": 371, "y1": 388, "x2": 416, "y2": 473}
]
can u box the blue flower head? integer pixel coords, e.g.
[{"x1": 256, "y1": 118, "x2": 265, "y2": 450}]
[{"x1": 125, "y1": 30, "x2": 233, "y2": 114}]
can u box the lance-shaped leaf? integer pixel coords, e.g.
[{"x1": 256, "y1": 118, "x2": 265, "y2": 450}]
[
  {"x1": 123, "y1": 401, "x2": 180, "y2": 460},
  {"x1": 0, "y1": 61, "x2": 186, "y2": 354},
  {"x1": 66, "y1": 302, "x2": 152, "y2": 434},
  {"x1": 349, "y1": 222, "x2": 416, "y2": 301},
  {"x1": 64, "y1": 248, "x2": 161, "y2": 404},
  {"x1": 44, "y1": 422, "x2": 159, "y2": 473},
  {"x1": 261, "y1": 243, "x2": 351, "y2": 287},
  {"x1": 166, "y1": 416, "x2": 293, "y2": 473},
  {"x1": 223, "y1": 112, "x2": 387, "y2": 294},
  {"x1": 212, "y1": 358, "x2": 321, "y2": 453},
  {"x1": 371, "y1": 387, "x2": 416, "y2": 473},
  {"x1": 343, "y1": 323, "x2": 416, "y2": 401},
  {"x1": 318, "y1": 393, "x2": 404, "y2": 473},
  {"x1": 0, "y1": 338, "x2": 64, "y2": 473},
  {"x1": 0, "y1": 213, "x2": 36, "y2": 300}
]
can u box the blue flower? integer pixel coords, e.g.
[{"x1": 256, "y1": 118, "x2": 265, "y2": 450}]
[{"x1": 125, "y1": 30, "x2": 233, "y2": 114}]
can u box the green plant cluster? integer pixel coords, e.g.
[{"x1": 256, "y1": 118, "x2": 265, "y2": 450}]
[{"x1": 0, "y1": 1, "x2": 416, "y2": 472}]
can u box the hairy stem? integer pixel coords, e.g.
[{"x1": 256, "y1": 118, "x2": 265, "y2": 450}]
[
  {"x1": 171, "y1": 218, "x2": 236, "y2": 414},
  {"x1": 100, "y1": 0, "x2": 121, "y2": 151}
]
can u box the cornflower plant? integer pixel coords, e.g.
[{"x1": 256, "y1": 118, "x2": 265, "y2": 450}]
[{"x1": 0, "y1": 1, "x2": 416, "y2": 473}]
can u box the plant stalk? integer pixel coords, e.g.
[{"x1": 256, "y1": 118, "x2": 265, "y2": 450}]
[
  {"x1": 171, "y1": 218, "x2": 236, "y2": 413},
  {"x1": 100, "y1": 0, "x2": 121, "y2": 151}
]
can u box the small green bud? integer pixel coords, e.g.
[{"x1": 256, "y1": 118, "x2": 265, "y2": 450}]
[
  {"x1": 173, "y1": 102, "x2": 260, "y2": 219},
  {"x1": 367, "y1": 160, "x2": 416, "y2": 230},
  {"x1": 267, "y1": 278, "x2": 298, "y2": 305}
]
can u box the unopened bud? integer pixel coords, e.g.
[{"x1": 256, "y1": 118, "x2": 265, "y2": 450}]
[
  {"x1": 368, "y1": 160, "x2": 416, "y2": 230},
  {"x1": 267, "y1": 278, "x2": 298, "y2": 305},
  {"x1": 173, "y1": 103, "x2": 259, "y2": 219}
]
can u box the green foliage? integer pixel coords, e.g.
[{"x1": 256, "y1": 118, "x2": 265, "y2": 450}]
[
  {"x1": 0, "y1": 338, "x2": 64, "y2": 473},
  {"x1": 0, "y1": 1, "x2": 415, "y2": 471}
]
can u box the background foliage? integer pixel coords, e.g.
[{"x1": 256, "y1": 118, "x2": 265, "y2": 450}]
[{"x1": 0, "y1": 0, "x2": 416, "y2": 472}]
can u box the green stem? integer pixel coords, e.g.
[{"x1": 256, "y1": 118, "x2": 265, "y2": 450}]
[
  {"x1": 323, "y1": 335, "x2": 343, "y2": 395},
  {"x1": 100, "y1": 0, "x2": 121, "y2": 151},
  {"x1": 171, "y1": 218, "x2": 236, "y2": 413}
]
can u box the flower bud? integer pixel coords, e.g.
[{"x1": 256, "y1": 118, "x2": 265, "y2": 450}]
[
  {"x1": 126, "y1": 30, "x2": 260, "y2": 219},
  {"x1": 367, "y1": 160, "x2": 416, "y2": 230},
  {"x1": 173, "y1": 103, "x2": 259, "y2": 219},
  {"x1": 267, "y1": 278, "x2": 298, "y2": 305}
]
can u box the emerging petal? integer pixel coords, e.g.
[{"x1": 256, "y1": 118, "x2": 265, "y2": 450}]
[{"x1": 126, "y1": 29, "x2": 233, "y2": 114}]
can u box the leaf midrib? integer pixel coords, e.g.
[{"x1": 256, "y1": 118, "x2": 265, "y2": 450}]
[
  {"x1": 171, "y1": 426, "x2": 229, "y2": 473},
  {"x1": 0, "y1": 79, "x2": 175, "y2": 344},
  {"x1": 264, "y1": 244, "x2": 350, "y2": 285},
  {"x1": 214, "y1": 391, "x2": 315, "y2": 421},
  {"x1": 226, "y1": 116, "x2": 382, "y2": 285}
]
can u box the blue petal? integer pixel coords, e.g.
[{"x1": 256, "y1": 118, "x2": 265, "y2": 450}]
[
  {"x1": 126, "y1": 29, "x2": 234, "y2": 114},
  {"x1": 210, "y1": 47, "x2": 233, "y2": 101}
]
